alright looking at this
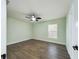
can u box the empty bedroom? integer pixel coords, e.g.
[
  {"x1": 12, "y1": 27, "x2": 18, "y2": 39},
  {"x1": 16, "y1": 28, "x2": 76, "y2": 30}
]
[{"x1": 1, "y1": 0, "x2": 78, "y2": 59}]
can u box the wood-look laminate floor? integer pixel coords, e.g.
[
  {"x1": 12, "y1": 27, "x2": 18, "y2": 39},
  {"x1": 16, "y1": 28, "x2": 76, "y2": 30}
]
[{"x1": 7, "y1": 39, "x2": 70, "y2": 59}]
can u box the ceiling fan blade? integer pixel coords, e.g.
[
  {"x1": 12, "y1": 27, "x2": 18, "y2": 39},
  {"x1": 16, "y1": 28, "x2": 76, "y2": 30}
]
[
  {"x1": 25, "y1": 16, "x2": 31, "y2": 18},
  {"x1": 36, "y1": 19, "x2": 38, "y2": 21},
  {"x1": 36, "y1": 17, "x2": 42, "y2": 19}
]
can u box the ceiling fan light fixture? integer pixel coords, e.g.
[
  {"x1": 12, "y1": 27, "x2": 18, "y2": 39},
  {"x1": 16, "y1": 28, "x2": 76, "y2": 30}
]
[
  {"x1": 25, "y1": 13, "x2": 42, "y2": 22},
  {"x1": 31, "y1": 16, "x2": 36, "y2": 21}
]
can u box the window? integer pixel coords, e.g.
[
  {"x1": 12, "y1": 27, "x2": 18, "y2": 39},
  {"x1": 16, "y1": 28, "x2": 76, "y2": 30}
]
[{"x1": 48, "y1": 24, "x2": 57, "y2": 38}]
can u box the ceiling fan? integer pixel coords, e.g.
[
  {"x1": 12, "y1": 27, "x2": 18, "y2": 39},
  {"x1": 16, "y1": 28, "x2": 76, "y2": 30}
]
[{"x1": 25, "y1": 13, "x2": 42, "y2": 21}]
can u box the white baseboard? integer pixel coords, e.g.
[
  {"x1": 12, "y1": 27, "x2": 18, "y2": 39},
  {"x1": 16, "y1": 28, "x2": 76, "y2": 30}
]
[
  {"x1": 7, "y1": 39, "x2": 31, "y2": 45},
  {"x1": 7, "y1": 38, "x2": 65, "y2": 45},
  {"x1": 33, "y1": 38, "x2": 65, "y2": 45}
]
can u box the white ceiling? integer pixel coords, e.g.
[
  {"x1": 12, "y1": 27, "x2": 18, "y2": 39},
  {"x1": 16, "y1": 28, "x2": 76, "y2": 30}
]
[{"x1": 7, "y1": 0, "x2": 71, "y2": 22}]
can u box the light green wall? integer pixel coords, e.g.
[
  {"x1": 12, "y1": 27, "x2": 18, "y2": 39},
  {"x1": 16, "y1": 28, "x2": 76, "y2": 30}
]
[
  {"x1": 7, "y1": 17, "x2": 32, "y2": 45},
  {"x1": 7, "y1": 17, "x2": 66, "y2": 45},
  {"x1": 32, "y1": 17, "x2": 66, "y2": 45}
]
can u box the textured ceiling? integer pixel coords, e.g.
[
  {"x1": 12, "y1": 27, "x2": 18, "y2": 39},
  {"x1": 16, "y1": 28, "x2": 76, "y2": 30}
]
[{"x1": 7, "y1": 0, "x2": 71, "y2": 22}]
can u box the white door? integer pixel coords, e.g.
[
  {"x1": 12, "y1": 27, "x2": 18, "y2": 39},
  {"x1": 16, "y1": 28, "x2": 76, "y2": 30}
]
[
  {"x1": 1, "y1": 0, "x2": 7, "y2": 55},
  {"x1": 66, "y1": 0, "x2": 78, "y2": 59}
]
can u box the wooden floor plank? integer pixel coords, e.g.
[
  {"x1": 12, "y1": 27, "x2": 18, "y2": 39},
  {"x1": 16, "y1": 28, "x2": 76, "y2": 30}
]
[{"x1": 7, "y1": 39, "x2": 70, "y2": 59}]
